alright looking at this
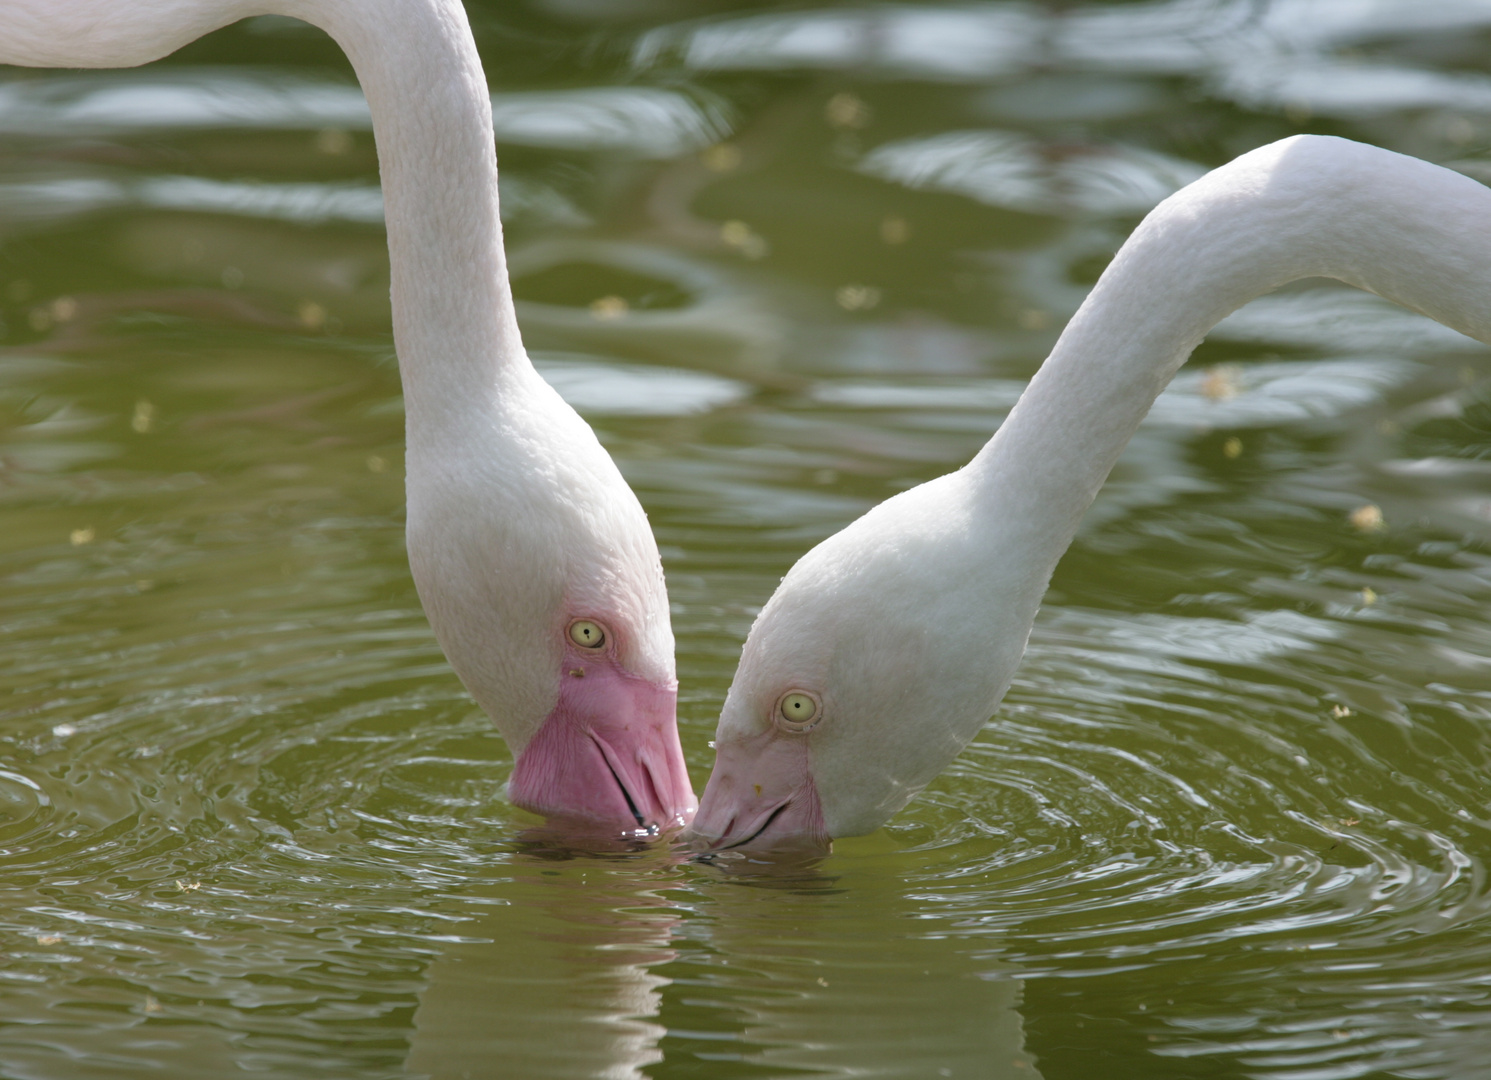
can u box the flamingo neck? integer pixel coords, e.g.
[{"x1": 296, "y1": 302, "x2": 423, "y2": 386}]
[
  {"x1": 282, "y1": 0, "x2": 523, "y2": 430},
  {"x1": 967, "y1": 135, "x2": 1491, "y2": 599}
]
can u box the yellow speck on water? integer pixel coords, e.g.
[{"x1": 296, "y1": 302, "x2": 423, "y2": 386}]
[
  {"x1": 35, "y1": 935, "x2": 62, "y2": 945},
  {"x1": 1360, "y1": 586, "x2": 1377, "y2": 605},
  {"x1": 1341, "y1": 817, "x2": 1360, "y2": 827},
  {"x1": 825, "y1": 92, "x2": 871, "y2": 130},
  {"x1": 366, "y1": 455, "x2": 387, "y2": 473},
  {"x1": 879, "y1": 216, "x2": 910, "y2": 245},
  {"x1": 1349, "y1": 504, "x2": 1385, "y2": 533},
  {"x1": 1446, "y1": 116, "x2": 1476, "y2": 145},
  {"x1": 315, "y1": 127, "x2": 352, "y2": 155},
  {"x1": 721, "y1": 220, "x2": 769, "y2": 259},
  {"x1": 298, "y1": 301, "x2": 327, "y2": 330},
  {"x1": 1017, "y1": 308, "x2": 1049, "y2": 331},
  {"x1": 1330, "y1": 704, "x2": 1353, "y2": 718},
  {"x1": 1222, "y1": 436, "x2": 1243, "y2": 459},
  {"x1": 701, "y1": 143, "x2": 742, "y2": 173},
  {"x1": 50, "y1": 296, "x2": 78, "y2": 323},
  {"x1": 132, "y1": 399, "x2": 155, "y2": 433},
  {"x1": 176, "y1": 880, "x2": 200, "y2": 892},
  {"x1": 1201, "y1": 364, "x2": 1240, "y2": 400},
  {"x1": 721, "y1": 220, "x2": 751, "y2": 245},
  {"x1": 69, "y1": 527, "x2": 94, "y2": 546},
  {"x1": 816, "y1": 977, "x2": 829, "y2": 987},
  {"x1": 144, "y1": 994, "x2": 163, "y2": 1014},
  {"x1": 836, "y1": 284, "x2": 881, "y2": 311},
  {"x1": 589, "y1": 295, "x2": 629, "y2": 320}
]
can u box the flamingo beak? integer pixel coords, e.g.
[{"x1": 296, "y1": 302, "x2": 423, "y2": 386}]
[
  {"x1": 509, "y1": 655, "x2": 696, "y2": 836},
  {"x1": 685, "y1": 729, "x2": 830, "y2": 853}
]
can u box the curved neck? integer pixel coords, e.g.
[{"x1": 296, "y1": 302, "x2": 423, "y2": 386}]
[
  {"x1": 969, "y1": 135, "x2": 1491, "y2": 587},
  {"x1": 283, "y1": 0, "x2": 523, "y2": 428},
  {"x1": 1, "y1": 0, "x2": 524, "y2": 429}
]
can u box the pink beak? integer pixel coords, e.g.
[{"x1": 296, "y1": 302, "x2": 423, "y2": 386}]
[
  {"x1": 509, "y1": 650, "x2": 696, "y2": 836},
  {"x1": 686, "y1": 728, "x2": 830, "y2": 853}
]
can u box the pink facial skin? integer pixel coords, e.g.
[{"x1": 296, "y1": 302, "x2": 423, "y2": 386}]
[
  {"x1": 509, "y1": 639, "x2": 696, "y2": 836},
  {"x1": 686, "y1": 727, "x2": 830, "y2": 853}
]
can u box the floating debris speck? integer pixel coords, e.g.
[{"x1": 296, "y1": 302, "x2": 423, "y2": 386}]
[
  {"x1": 1201, "y1": 365, "x2": 1240, "y2": 401},
  {"x1": 836, "y1": 284, "x2": 881, "y2": 311},
  {"x1": 826, "y1": 92, "x2": 871, "y2": 130},
  {"x1": 315, "y1": 128, "x2": 353, "y2": 155},
  {"x1": 1349, "y1": 504, "x2": 1385, "y2": 533},
  {"x1": 298, "y1": 301, "x2": 327, "y2": 330},
  {"x1": 879, "y1": 216, "x2": 910, "y2": 244},
  {"x1": 589, "y1": 295, "x2": 629, "y2": 320},
  {"x1": 701, "y1": 143, "x2": 742, "y2": 173},
  {"x1": 721, "y1": 220, "x2": 768, "y2": 259}
]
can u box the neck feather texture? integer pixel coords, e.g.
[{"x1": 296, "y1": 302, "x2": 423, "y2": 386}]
[
  {"x1": 1, "y1": 0, "x2": 524, "y2": 431},
  {"x1": 969, "y1": 134, "x2": 1491, "y2": 586}
]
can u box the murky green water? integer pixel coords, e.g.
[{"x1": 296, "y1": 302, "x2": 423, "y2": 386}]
[{"x1": 5, "y1": 2, "x2": 1491, "y2": 1077}]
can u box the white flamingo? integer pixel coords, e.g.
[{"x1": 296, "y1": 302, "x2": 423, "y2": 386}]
[
  {"x1": 689, "y1": 135, "x2": 1491, "y2": 850},
  {"x1": 1, "y1": 0, "x2": 696, "y2": 833}
]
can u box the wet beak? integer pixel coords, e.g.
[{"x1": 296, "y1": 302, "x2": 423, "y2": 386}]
[
  {"x1": 685, "y1": 729, "x2": 830, "y2": 853},
  {"x1": 509, "y1": 657, "x2": 696, "y2": 836}
]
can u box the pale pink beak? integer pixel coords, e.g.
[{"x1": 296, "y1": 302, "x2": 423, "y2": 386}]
[
  {"x1": 686, "y1": 729, "x2": 830, "y2": 853},
  {"x1": 509, "y1": 649, "x2": 696, "y2": 836}
]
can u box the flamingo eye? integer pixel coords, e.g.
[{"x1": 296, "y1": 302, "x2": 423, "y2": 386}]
[
  {"x1": 777, "y1": 691, "x2": 822, "y2": 732},
  {"x1": 568, "y1": 619, "x2": 606, "y2": 649}
]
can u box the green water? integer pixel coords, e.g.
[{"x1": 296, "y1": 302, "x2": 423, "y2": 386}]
[{"x1": 5, "y1": 2, "x2": 1491, "y2": 1077}]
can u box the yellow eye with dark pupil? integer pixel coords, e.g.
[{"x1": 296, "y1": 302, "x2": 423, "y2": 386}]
[
  {"x1": 779, "y1": 692, "x2": 819, "y2": 727},
  {"x1": 568, "y1": 620, "x2": 605, "y2": 649}
]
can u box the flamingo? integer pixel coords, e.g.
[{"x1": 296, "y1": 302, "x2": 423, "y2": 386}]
[
  {"x1": 0, "y1": 0, "x2": 696, "y2": 833},
  {"x1": 688, "y1": 135, "x2": 1491, "y2": 851}
]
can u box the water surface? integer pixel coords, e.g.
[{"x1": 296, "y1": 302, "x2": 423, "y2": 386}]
[{"x1": 4, "y1": 2, "x2": 1491, "y2": 1077}]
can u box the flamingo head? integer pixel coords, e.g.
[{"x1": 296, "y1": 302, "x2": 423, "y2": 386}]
[
  {"x1": 406, "y1": 373, "x2": 696, "y2": 836},
  {"x1": 688, "y1": 473, "x2": 1037, "y2": 852}
]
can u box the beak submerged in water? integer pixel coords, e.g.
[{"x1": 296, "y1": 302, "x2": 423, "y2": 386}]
[
  {"x1": 685, "y1": 728, "x2": 830, "y2": 853},
  {"x1": 509, "y1": 655, "x2": 695, "y2": 835}
]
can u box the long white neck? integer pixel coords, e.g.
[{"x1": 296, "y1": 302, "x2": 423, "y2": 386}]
[
  {"x1": 2, "y1": 0, "x2": 523, "y2": 427},
  {"x1": 969, "y1": 134, "x2": 1491, "y2": 598}
]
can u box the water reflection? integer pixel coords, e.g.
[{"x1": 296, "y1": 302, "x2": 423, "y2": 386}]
[
  {"x1": 408, "y1": 847, "x2": 1042, "y2": 1079},
  {"x1": 681, "y1": 850, "x2": 1041, "y2": 1079},
  {"x1": 408, "y1": 854, "x2": 678, "y2": 1080}
]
